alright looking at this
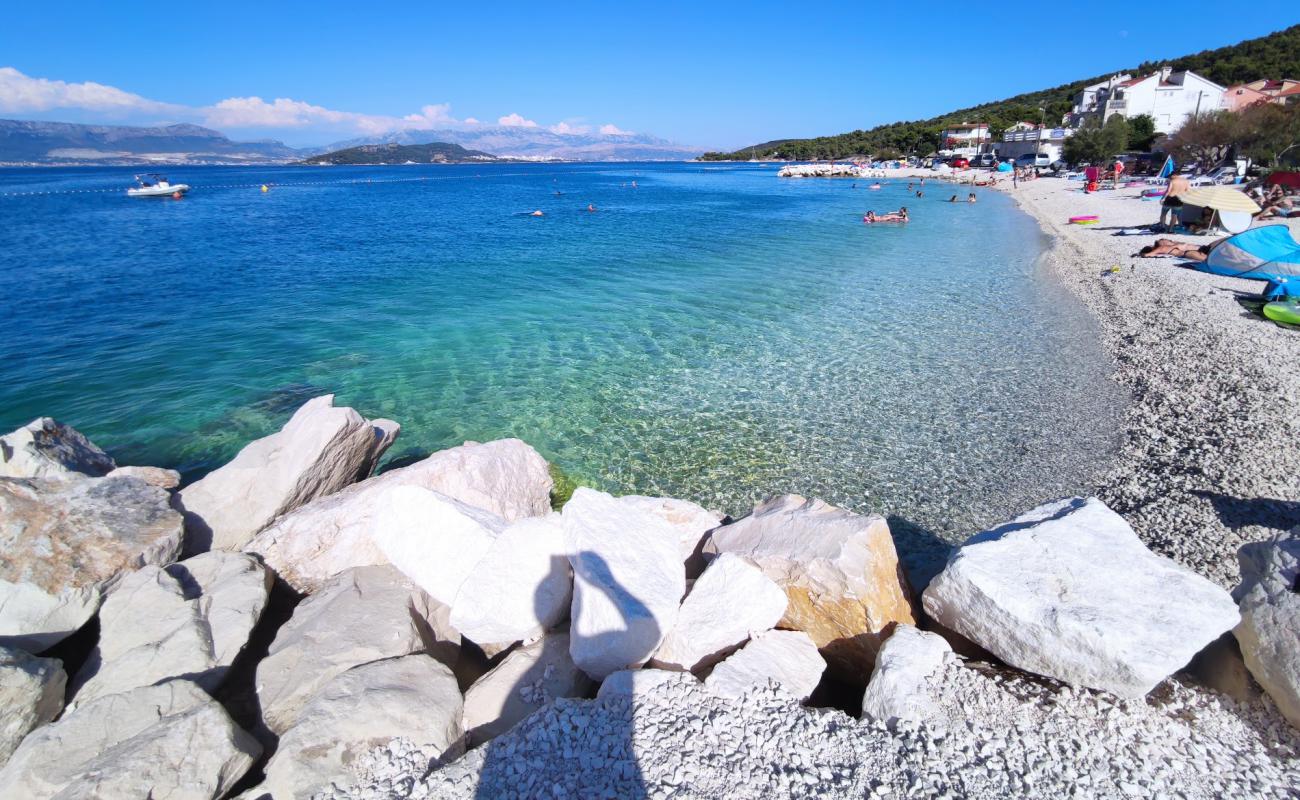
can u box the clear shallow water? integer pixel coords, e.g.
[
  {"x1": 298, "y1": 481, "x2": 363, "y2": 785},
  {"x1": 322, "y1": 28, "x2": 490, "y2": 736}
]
[{"x1": 0, "y1": 163, "x2": 1123, "y2": 541}]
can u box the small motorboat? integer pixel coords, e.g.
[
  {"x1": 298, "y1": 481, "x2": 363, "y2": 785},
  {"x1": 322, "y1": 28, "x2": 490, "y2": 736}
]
[{"x1": 127, "y1": 174, "x2": 189, "y2": 197}]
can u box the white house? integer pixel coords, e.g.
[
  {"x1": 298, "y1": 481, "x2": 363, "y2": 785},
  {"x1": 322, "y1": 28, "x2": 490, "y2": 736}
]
[
  {"x1": 1069, "y1": 67, "x2": 1225, "y2": 134},
  {"x1": 999, "y1": 122, "x2": 1073, "y2": 162},
  {"x1": 939, "y1": 123, "x2": 991, "y2": 157}
]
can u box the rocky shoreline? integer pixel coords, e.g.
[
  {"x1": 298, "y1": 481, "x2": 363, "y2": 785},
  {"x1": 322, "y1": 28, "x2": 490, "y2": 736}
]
[{"x1": 1, "y1": 184, "x2": 1298, "y2": 797}]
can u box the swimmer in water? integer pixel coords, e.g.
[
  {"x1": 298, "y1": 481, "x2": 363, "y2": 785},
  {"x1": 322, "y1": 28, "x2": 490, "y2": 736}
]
[
  {"x1": 587, "y1": 204, "x2": 596, "y2": 212},
  {"x1": 967, "y1": 193, "x2": 977, "y2": 203},
  {"x1": 916, "y1": 191, "x2": 924, "y2": 198},
  {"x1": 949, "y1": 195, "x2": 959, "y2": 202},
  {"x1": 869, "y1": 183, "x2": 882, "y2": 190},
  {"x1": 530, "y1": 210, "x2": 544, "y2": 217},
  {"x1": 632, "y1": 181, "x2": 638, "y2": 188}
]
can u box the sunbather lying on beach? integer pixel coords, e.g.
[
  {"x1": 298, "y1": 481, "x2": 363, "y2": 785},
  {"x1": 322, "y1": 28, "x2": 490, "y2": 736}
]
[{"x1": 1135, "y1": 237, "x2": 1220, "y2": 261}]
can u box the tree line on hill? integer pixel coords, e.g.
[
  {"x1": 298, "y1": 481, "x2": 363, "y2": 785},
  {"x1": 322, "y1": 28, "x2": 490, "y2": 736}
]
[{"x1": 701, "y1": 24, "x2": 1300, "y2": 162}]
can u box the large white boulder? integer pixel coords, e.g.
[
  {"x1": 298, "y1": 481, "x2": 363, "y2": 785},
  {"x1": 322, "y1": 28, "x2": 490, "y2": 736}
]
[
  {"x1": 923, "y1": 497, "x2": 1241, "y2": 698},
  {"x1": 462, "y1": 633, "x2": 591, "y2": 745},
  {"x1": 0, "y1": 646, "x2": 65, "y2": 765},
  {"x1": 69, "y1": 565, "x2": 216, "y2": 707},
  {"x1": 0, "y1": 474, "x2": 184, "y2": 652},
  {"x1": 0, "y1": 418, "x2": 115, "y2": 481},
  {"x1": 375, "y1": 486, "x2": 508, "y2": 607},
  {"x1": 1234, "y1": 530, "x2": 1300, "y2": 727},
  {"x1": 244, "y1": 438, "x2": 553, "y2": 594},
  {"x1": 704, "y1": 629, "x2": 826, "y2": 702},
  {"x1": 703, "y1": 494, "x2": 917, "y2": 680},
  {"x1": 165, "y1": 551, "x2": 272, "y2": 684},
  {"x1": 255, "y1": 565, "x2": 457, "y2": 734},
  {"x1": 258, "y1": 654, "x2": 464, "y2": 799},
  {"x1": 860, "y1": 624, "x2": 953, "y2": 726},
  {"x1": 617, "y1": 495, "x2": 724, "y2": 576},
  {"x1": 0, "y1": 680, "x2": 260, "y2": 799},
  {"x1": 178, "y1": 394, "x2": 400, "y2": 551},
  {"x1": 651, "y1": 553, "x2": 787, "y2": 672},
  {"x1": 106, "y1": 465, "x2": 181, "y2": 489},
  {"x1": 450, "y1": 514, "x2": 571, "y2": 652},
  {"x1": 563, "y1": 488, "x2": 686, "y2": 681}
]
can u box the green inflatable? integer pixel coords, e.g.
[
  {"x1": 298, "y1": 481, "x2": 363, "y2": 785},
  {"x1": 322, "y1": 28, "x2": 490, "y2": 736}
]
[{"x1": 1262, "y1": 297, "x2": 1300, "y2": 325}]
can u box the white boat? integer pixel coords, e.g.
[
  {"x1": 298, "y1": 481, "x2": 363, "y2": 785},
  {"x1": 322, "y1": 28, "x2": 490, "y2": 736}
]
[{"x1": 126, "y1": 174, "x2": 189, "y2": 197}]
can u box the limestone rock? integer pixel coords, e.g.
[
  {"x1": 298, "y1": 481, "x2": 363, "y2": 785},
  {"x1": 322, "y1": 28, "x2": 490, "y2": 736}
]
[
  {"x1": 617, "y1": 495, "x2": 724, "y2": 577},
  {"x1": 375, "y1": 486, "x2": 508, "y2": 607},
  {"x1": 256, "y1": 565, "x2": 457, "y2": 734},
  {"x1": 258, "y1": 655, "x2": 464, "y2": 799},
  {"x1": 178, "y1": 394, "x2": 400, "y2": 551},
  {"x1": 860, "y1": 625, "x2": 953, "y2": 726},
  {"x1": 563, "y1": 488, "x2": 685, "y2": 681},
  {"x1": 597, "y1": 668, "x2": 697, "y2": 699},
  {"x1": 1234, "y1": 530, "x2": 1300, "y2": 727},
  {"x1": 106, "y1": 465, "x2": 181, "y2": 489},
  {"x1": 0, "y1": 680, "x2": 259, "y2": 799},
  {"x1": 165, "y1": 551, "x2": 272, "y2": 683},
  {"x1": 703, "y1": 494, "x2": 916, "y2": 680},
  {"x1": 450, "y1": 514, "x2": 571, "y2": 651},
  {"x1": 704, "y1": 629, "x2": 826, "y2": 702},
  {"x1": 245, "y1": 438, "x2": 552, "y2": 594},
  {"x1": 69, "y1": 565, "x2": 216, "y2": 707},
  {"x1": 0, "y1": 646, "x2": 65, "y2": 765},
  {"x1": 652, "y1": 553, "x2": 787, "y2": 672},
  {"x1": 0, "y1": 417, "x2": 114, "y2": 481},
  {"x1": 0, "y1": 474, "x2": 184, "y2": 652},
  {"x1": 463, "y1": 633, "x2": 590, "y2": 745},
  {"x1": 923, "y1": 497, "x2": 1241, "y2": 698}
]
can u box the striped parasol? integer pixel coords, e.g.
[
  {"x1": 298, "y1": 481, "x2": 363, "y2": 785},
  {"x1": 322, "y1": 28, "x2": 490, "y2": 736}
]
[{"x1": 1179, "y1": 186, "x2": 1261, "y2": 213}]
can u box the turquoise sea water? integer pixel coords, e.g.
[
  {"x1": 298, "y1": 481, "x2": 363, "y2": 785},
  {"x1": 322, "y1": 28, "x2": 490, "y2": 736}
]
[{"x1": 0, "y1": 163, "x2": 1123, "y2": 540}]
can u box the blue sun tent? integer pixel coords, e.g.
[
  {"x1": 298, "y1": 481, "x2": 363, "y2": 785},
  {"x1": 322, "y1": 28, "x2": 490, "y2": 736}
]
[{"x1": 1198, "y1": 225, "x2": 1300, "y2": 299}]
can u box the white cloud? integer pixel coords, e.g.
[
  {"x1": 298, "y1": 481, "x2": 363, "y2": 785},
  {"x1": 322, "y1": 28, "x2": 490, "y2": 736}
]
[
  {"x1": 402, "y1": 103, "x2": 459, "y2": 127},
  {"x1": 599, "y1": 123, "x2": 633, "y2": 136},
  {"x1": 0, "y1": 66, "x2": 182, "y2": 115},
  {"x1": 498, "y1": 112, "x2": 538, "y2": 128},
  {"x1": 464, "y1": 117, "x2": 480, "y2": 124},
  {"x1": 549, "y1": 121, "x2": 591, "y2": 135}
]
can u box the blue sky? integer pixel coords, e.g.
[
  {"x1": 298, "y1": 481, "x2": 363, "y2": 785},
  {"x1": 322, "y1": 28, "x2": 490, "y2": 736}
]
[{"x1": 1, "y1": 2, "x2": 1296, "y2": 149}]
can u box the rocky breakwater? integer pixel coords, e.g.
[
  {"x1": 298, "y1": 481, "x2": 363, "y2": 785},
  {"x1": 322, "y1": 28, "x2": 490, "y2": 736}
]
[
  {"x1": 0, "y1": 394, "x2": 1297, "y2": 798},
  {"x1": 777, "y1": 163, "x2": 864, "y2": 178}
]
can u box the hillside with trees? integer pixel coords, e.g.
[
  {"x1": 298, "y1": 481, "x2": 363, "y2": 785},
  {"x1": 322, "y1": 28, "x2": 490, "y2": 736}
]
[
  {"x1": 301, "y1": 142, "x2": 498, "y2": 165},
  {"x1": 701, "y1": 24, "x2": 1300, "y2": 161}
]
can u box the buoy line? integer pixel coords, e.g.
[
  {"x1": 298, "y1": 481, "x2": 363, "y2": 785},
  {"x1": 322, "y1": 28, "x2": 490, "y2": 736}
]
[{"x1": 0, "y1": 169, "x2": 600, "y2": 198}]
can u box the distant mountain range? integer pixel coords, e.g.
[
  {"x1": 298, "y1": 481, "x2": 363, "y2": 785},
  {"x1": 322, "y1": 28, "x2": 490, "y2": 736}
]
[
  {"x1": 0, "y1": 118, "x2": 702, "y2": 165},
  {"x1": 0, "y1": 119, "x2": 306, "y2": 165},
  {"x1": 303, "y1": 141, "x2": 498, "y2": 165},
  {"x1": 324, "y1": 126, "x2": 701, "y2": 162}
]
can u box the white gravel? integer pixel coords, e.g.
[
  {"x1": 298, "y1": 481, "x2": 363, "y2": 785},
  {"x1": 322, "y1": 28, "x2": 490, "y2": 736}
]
[{"x1": 322, "y1": 660, "x2": 1299, "y2": 800}]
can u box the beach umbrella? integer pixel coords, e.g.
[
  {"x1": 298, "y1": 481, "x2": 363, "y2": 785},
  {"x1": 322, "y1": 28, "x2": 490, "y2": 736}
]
[{"x1": 1178, "y1": 186, "x2": 1261, "y2": 214}]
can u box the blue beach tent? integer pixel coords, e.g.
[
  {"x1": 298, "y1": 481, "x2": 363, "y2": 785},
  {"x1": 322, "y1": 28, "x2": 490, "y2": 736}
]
[
  {"x1": 1197, "y1": 225, "x2": 1300, "y2": 298},
  {"x1": 1156, "y1": 155, "x2": 1175, "y2": 180}
]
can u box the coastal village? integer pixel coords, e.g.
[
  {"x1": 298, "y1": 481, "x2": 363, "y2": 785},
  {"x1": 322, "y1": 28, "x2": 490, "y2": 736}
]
[{"x1": 2, "y1": 17, "x2": 1300, "y2": 800}]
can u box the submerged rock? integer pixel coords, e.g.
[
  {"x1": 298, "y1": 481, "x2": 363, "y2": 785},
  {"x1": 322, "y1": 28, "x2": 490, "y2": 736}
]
[
  {"x1": 0, "y1": 646, "x2": 66, "y2": 765},
  {"x1": 0, "y1": 417, "x2": 115, "y2": 481},
  {"x1": 923, "y1": 497, "x2": 1241, "y2": 698},
  {"x1": 244, "y1": 438, "x2": 553, "y2": 594},
  {"x1": 450, "y1": 514, "x2": 571, "y2": 653},
  {"x1": 564, "y1": 488, "x2": 685, "y2": 681},
  {"x1": 860, "y1": 624, "x2": 952, "y2": 726},
  {"x1": 257, "y1": 655, "x2": 463, "y2": 799},
  {"x1": 652, "y1": 553, "x2": 787, "y2": 672},
  {"x1": 462, "y1": 633, "x2": 591, "y2": 745},
  {"x1": 703, "y1": 494, "x2": 917, "y2": 680},
  {"x1": 178, "y1": 394, "x2": 400, "y2": 551},
  {"x1": 704, "y1": 629, "x2": 826, "y2": 702},
  {"x1": 0, "y1": 473, "x2": 184, "y2": 652},
  {"x1": 0, "y1": 680, "x2": 260, "y2": 799},
  {"x1": 255, "y1": 565, "x2": 458, "y2": 734},
  {"x1": 1234, "y1": 529, "x2": 1300, "y2": 727}
]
